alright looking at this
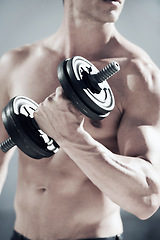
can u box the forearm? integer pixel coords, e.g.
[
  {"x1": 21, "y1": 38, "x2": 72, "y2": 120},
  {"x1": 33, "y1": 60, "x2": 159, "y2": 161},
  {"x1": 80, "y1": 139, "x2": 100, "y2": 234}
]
[
  {"x1": 61, "y1": 127, "x2": 160, "y2": 219},
  {"x1": 33, "y1": 87, "x2": 160, "y2": 218}
]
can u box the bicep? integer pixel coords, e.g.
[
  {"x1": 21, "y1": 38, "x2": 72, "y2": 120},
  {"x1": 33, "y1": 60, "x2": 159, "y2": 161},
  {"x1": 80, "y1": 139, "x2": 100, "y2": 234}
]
[{"x1": 117, "y1": 114, "x2": 160, "y2": 165}]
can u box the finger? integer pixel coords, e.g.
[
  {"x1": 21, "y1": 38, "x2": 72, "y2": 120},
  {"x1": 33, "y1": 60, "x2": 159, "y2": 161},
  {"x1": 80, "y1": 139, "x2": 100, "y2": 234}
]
[
  {"x1": 55, "y1": 86, "x2": 68, "y2": 101},
  {"x1": 43, "y1": 87, "x2": 62, "y2": 103}
]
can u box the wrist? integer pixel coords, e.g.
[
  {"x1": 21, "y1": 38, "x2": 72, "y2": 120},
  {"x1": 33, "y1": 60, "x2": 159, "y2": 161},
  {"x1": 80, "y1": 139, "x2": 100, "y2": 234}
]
[{"x1": 59, "y1": 124, "x2": 88, "y2": 146}]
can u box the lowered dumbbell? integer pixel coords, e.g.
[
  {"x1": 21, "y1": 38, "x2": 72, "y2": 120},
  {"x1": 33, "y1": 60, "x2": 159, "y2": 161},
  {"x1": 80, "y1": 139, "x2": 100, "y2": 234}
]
[{"x1": 0, "y1": 56, "x2": 120, "y2": 159}]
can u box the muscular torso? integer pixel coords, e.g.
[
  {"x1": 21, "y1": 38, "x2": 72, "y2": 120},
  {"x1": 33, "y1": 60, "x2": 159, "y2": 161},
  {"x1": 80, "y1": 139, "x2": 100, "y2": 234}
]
[{"x1": 3, "y1": 36, "x2": 156, "y2": 239}]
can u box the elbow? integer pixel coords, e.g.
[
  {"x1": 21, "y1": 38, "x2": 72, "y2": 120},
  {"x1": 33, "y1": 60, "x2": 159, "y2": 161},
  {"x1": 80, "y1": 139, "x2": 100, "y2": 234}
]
[
  {"x1": 136, "y1": 168, "x2": 160, "y2": 220},
  {"x1": 134, "y1": 193, "x2": 160, "y2": 220}
]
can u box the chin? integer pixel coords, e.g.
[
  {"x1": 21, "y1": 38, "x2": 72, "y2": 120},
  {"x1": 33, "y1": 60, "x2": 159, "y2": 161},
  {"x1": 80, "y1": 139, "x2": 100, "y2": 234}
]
[
  {"x1": 101, "y1": 1, "x2": 124, "y2": 23},
  {"x1": 101, "y1": 12, "x2": 120, "y2": 23}
]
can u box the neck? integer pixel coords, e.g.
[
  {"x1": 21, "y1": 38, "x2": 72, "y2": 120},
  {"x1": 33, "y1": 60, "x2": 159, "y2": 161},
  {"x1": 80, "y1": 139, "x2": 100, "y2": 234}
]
[{"x1": 55, "y1": 4, "x2": 121, "y2": 60}]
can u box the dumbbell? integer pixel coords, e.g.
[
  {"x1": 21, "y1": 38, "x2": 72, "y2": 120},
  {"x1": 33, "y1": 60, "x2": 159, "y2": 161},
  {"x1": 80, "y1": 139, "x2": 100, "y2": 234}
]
[{"x1": 0, "y1": 56, "x2": 120, "y2": 159}]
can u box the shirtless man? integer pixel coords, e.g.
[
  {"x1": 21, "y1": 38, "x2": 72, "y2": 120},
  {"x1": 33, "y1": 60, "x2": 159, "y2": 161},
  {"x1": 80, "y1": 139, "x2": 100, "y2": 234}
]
[{"x1": 0, "y1": 0, "x2": 160, "y2": 239}]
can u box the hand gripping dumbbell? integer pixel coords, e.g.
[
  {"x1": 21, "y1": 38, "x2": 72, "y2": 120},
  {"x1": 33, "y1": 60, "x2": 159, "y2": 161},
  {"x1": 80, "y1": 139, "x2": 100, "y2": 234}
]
[{"x1": 0, "y1": 56, "x2": 120, "y2": 159}]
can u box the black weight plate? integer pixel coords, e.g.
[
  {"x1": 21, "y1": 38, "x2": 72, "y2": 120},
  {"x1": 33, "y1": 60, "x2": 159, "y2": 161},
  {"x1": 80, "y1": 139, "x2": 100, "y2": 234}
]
[
  {"x1": 66, "y1": 56, "x2": 115, "y2": 117},
  {"x1": 2, "y1": 96, "x2": 59, "y2": 159},
  {"x1": 57, "y1": 59, "x2": 105, "y2": 120}
]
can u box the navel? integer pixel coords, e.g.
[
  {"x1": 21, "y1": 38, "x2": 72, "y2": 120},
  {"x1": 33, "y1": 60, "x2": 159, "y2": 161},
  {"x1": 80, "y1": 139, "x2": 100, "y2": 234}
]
[{"x1": 38, "y1": 187, "x2": 47, "y2": 193}]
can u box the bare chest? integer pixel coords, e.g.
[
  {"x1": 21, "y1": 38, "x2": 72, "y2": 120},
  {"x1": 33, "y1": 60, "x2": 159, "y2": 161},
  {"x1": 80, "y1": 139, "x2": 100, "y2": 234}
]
[{"x1": 9, "y1": 63, "x2": 60, "y2": 104}]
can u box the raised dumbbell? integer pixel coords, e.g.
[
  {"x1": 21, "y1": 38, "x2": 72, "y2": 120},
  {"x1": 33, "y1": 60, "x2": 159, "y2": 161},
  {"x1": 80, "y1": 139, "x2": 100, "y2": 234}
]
[
  {"x1": 58, "y1": 56, "x2": 120, "y2": 119},
  {"x1": 0, "y1": 56, "x2": 120, "y2": 159}
]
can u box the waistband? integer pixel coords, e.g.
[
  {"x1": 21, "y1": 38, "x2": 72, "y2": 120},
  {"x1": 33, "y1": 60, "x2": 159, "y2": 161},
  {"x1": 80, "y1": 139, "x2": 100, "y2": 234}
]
[
  {"x1": 11, "y1": 230, "x2": 123, "y2": 240},
  {"x1": 78, "y1": 235, "x2": 123, "y2": 240}
]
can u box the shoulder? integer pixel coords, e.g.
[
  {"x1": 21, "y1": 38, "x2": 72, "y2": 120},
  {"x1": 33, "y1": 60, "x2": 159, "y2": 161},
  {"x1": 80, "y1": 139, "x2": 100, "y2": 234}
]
[
  {"x1": 0, "y1": 39, "x2": 61, "y2": 72},
  {"x1": 118, "y1": 39, "x2": 160, "y2": 92},
  {"x1": 112, "y1": 39, "x2": 160, "y2": 114},
  {"x1": 1, "y1": 44, "x2": 52, "y2": 69},
  {"x1": 0, "y1": 41, "x2": 61, "y2": 85},
  {"x1": 122, "y1": 39, "x2": 159, "y2": 78},
  {"x1": 0, "y1": 44, "x2": 33, "y2": 84},
  {"x1": 0, "y1": 44, "x2": 31, "y2": 68},
  {"x1": 0, "y1": 40, "x2": 62, "y2": 100}
]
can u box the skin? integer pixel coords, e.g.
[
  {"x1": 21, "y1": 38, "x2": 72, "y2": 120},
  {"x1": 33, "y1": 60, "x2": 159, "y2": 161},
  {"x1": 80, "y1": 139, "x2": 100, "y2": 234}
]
[{"x1": 1, "y1": 0, "x2": 160, "y2": 239}]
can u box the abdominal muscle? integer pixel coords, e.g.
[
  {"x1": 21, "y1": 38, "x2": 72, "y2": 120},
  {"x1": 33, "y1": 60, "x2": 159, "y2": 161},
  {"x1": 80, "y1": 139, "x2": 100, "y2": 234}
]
[{"x1": 14, "y1": 150, "x2": 123, "y2": 240}]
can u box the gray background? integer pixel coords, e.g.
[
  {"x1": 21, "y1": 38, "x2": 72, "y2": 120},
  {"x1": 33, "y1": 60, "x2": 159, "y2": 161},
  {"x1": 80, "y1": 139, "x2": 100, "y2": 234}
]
[{"x1": 0, "y1": 0, "x2": 160, "y2": 239}]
